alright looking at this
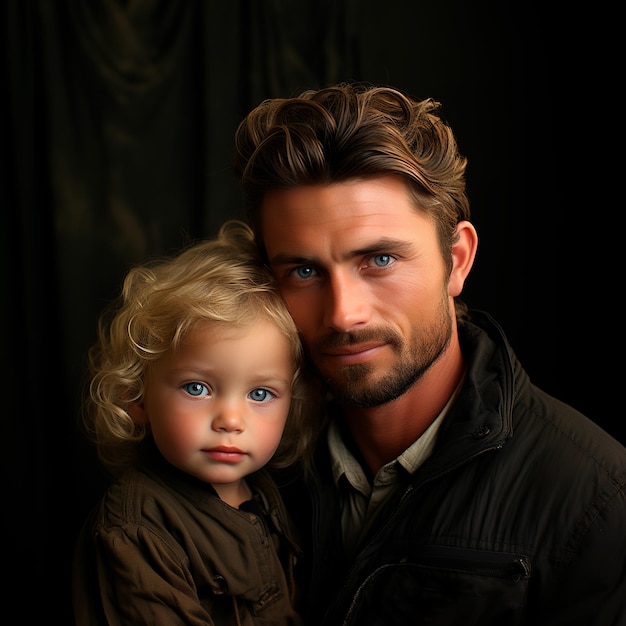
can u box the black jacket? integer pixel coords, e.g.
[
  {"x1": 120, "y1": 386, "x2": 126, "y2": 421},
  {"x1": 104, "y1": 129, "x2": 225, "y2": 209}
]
[{"x1": 284, "y1": 311, "x2": 626, "y2": 626}]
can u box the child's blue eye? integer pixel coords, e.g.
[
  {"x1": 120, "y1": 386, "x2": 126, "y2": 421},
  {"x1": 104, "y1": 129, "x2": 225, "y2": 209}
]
[
  {"x1": 249, "y1": 388, "x2": 274, "y2": 402},
  {"x1": 183, "y1": 382, "x2": 209, "y2": 397}
]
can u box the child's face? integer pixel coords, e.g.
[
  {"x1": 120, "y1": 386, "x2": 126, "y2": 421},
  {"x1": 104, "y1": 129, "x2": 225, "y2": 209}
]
[{"x1": 133, "y1": 318, "x2": 294, "y2": 494}]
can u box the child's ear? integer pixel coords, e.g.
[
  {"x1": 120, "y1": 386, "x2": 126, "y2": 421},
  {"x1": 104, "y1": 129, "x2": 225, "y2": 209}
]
[{"x1": 127, "y1": 399, "x2": 149, "y2": 424}]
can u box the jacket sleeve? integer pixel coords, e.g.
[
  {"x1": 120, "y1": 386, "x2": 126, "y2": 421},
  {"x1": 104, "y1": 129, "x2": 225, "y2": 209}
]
[
  {"x1": 73, "y1": 521, "x2": 217, "y2": 626},
  {"x1": 538, "y1": 474, "x2": 626, "y2": 626}
]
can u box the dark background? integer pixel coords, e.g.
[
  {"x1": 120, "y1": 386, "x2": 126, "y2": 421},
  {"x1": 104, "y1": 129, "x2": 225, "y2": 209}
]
[{"x1": 3, "y1": 1, "x2": 619, "y2": 622}]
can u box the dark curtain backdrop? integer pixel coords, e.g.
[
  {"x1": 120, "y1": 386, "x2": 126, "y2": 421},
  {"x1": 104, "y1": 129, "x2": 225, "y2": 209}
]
[{"x1": 3, "y1": 0, "x2": 617, "y2": 622}]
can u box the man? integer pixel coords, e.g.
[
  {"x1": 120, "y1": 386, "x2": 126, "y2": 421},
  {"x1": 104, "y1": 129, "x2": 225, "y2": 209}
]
[{"x1": 233, "y1": 83, "x2": 626, "y2": 625}]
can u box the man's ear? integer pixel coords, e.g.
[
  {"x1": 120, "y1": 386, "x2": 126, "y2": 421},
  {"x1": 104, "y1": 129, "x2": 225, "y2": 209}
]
[
  {"x1": 127, "y1": 398, "x2": 149, "y2": 424},
  {"x1": 448, "y1": 220, "x2": 478, "y2": 297}
]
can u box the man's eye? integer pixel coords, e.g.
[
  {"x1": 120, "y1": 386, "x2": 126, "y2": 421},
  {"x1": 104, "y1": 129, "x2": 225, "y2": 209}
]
[
  {"x1": 249, "y1": 388, "x2": 275, "y2": 402},
  {"x1": 294, "y1": 266, "x2": 315, "y2": 279},
  {"x1": 371, "y1": 254, "x2": 394, "y2": 267},
  {"x1": 183, "y1": 382, "x2": 209, "y2": 397}
]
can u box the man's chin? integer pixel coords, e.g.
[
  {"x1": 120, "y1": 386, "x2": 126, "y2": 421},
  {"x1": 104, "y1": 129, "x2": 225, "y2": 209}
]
[
  {"x1": 323, "y1": 365, "x2": 371, "y2": 389},
  {"x1": 325, "y1": 377, "x2": 377, "y2": 408}
]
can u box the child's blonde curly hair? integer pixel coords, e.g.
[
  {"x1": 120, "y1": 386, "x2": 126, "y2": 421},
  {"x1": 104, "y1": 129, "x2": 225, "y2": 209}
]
[{"x1": 83, "y1": 219, "x2": 318, "y2": 476}]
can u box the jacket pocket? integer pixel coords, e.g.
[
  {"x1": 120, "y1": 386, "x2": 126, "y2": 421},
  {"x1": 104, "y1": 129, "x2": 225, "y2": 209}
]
[{"x1": 341, "y1": 546, "x2": 531, "y2": 626}]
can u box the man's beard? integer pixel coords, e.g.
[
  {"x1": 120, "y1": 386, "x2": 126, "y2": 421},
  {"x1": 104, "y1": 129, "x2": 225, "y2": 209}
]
[{"x1": 311, "y1": 298, "x2": 453, "y2": 408}]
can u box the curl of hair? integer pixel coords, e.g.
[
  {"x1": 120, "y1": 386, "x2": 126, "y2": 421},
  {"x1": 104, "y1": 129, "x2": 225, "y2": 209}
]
[{"x1": 83, "y1": 220, "x2": 320, "y2": 475}]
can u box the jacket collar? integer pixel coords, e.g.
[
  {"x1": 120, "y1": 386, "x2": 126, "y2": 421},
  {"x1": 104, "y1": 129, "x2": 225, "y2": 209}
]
[{"x1": 432, "y1": 310, "x2": 519, "y2": 463}]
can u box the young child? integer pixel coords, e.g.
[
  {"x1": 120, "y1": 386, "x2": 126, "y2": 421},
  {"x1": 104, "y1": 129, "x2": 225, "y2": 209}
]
[{"x1": 72, "y1": 220, "x2": 314, "y2": 625}]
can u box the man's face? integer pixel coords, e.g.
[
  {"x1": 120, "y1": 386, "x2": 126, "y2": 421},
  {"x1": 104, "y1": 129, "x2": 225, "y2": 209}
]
[{"x1": 260, "y1": 174, "x2": 456, "y2": 408}]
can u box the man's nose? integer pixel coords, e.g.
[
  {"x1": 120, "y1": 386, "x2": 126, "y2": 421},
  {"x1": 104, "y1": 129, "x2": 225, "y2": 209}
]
[{"x1": 324, "y1": 270, "x2": 370, "y2": 332}]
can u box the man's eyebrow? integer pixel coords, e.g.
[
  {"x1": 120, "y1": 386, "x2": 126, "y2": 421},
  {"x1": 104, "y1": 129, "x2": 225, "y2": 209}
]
[
  {"x1": 269, "y1": 239, "x2": 412, "y2": 266},
  {"x1": 268, "y1": 252, "x2": 315, "y2": 266},
  {"x1": 351, "y1": 238, "x2": 412, "y2": 257}
]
